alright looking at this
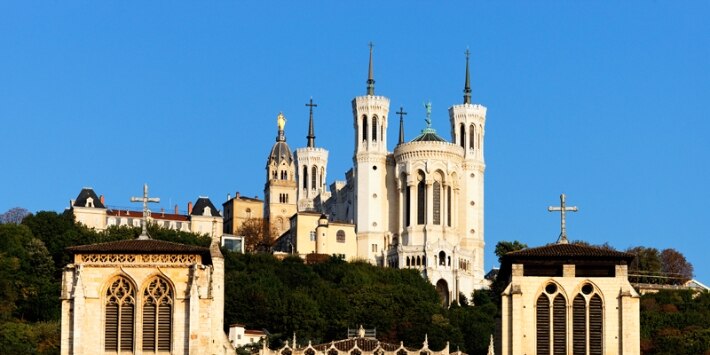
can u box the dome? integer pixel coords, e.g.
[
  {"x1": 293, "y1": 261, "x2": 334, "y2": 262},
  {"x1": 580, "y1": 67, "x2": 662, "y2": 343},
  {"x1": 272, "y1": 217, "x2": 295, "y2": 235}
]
[
  {"x1": 410, "y1": 128, "x2": 447, "y2": 142},
  {"x1": 268, "y1": 141, "x2": 294, "y2": 165}
]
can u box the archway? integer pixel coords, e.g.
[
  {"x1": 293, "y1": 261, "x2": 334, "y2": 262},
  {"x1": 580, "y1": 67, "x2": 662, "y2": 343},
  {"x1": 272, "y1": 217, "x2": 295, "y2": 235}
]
[{"x1": 435, "y1": 279, "x2": 449, "y2": 306}]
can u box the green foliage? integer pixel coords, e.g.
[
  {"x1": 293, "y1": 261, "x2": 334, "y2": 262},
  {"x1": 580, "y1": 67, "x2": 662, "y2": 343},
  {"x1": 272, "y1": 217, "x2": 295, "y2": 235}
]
[
  {"x1": 639, "y1": 290, "x2": 710, "y2": 354},
  {"x1": 494, "y1": 240, "x2": 527, "y2": 264},
  {"x1": 223, "y1": 252, "x2": 497, "y2": 352},
  {"x1": 0, "y1": 321, "x2": 60, "y2": 355}
]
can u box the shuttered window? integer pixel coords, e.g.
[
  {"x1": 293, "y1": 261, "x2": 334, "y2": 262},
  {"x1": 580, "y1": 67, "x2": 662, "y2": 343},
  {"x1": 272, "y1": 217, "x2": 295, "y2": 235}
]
[
  {"x1": 104, "y1": 276, "x2": 135, "y2": 352},
  {"x1": 433, "y1": 181, "x2": 441, "y2": 225},
  {"x1": 417, "y1": 179, "x2": 426, "y2": 225},
  {"x1": 553, "y1": 294, "x2": 567, "y2": 355},
  {"x1": 142, "y1": 277, "x2": 173, "y2": 352},
  {"x1": 573, "y1": 295, "x2": 587, "y2": 355},
  {"x1": 536, "y1": 294, "x2": 550, "y2": 355},
  {"x1": 589, "y1": 294, "x2": 603, "y2": 355}
]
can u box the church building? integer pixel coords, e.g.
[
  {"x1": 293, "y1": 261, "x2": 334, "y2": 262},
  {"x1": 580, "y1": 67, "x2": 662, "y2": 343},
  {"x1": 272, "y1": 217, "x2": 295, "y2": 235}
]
[
  {"x1": 497, "y1": 195, "x2": 640, "y2": 355},
  {"x1": 268, "y1": 47, "x2": 489, "y2": 303}
]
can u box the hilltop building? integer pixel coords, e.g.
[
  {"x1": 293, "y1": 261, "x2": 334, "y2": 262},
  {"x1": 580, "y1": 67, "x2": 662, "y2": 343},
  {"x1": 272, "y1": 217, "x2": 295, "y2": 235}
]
[
  {"x1": 70, "y1": 187, "x2": 224, "y2": 241},
  {"x1": 268, "y1": 48, "x2": 488, "y2": 303}
]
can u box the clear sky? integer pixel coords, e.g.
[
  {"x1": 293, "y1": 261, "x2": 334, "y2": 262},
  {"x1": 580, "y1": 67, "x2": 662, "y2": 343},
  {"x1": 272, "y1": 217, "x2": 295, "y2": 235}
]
[{"x1": 1, "y1": 2, "x2": 708, "y2": 282}]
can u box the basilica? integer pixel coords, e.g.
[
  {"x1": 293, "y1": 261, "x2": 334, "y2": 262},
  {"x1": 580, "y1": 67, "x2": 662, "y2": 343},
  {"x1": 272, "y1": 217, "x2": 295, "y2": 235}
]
[{"x1": 261, "y1": 47, "x2": 489, "y2": 303}]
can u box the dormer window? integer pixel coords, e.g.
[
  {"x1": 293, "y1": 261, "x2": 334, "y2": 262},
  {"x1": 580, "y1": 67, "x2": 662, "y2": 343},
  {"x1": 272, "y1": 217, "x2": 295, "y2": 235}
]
[
  {"x1": 203, "y1": 206, "x2": 211, "y2": 216},
  {"x1": 86, "y1": 197, "x2": 94, "y2": 208}
]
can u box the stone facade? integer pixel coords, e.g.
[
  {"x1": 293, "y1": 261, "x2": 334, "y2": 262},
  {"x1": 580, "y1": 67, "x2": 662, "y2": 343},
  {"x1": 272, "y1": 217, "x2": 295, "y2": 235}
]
[
  {"x1": 498, "y1": 243, "x2": 640, "y2": 355},
  {"x1": 273, "y1": 212, "x2": 357, "y2": 261},
  {"x1": 60, "y1": 240, "x2": 234, "y2": 355}
]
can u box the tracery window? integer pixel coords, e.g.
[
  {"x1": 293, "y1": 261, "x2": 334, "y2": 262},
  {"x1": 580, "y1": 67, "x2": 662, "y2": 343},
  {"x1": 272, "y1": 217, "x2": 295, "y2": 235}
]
[
  {"x1": 105, "y1": 276, "x2": 135, "y2": 352},
  {"x1": 573, "y1": 284, "x2": 603, "y2": 355},
  {"x1": 536, "y1": 282, "x2": 567, "y2": 355},
  {"x1": 142, "y1": 277, "x2": 173, "y2": 352}
]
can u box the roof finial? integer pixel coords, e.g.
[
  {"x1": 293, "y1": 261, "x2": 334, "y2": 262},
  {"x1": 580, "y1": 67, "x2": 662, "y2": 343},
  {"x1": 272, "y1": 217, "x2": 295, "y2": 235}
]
[
  {"x1": 463, "y1": 48, "x2": 472, "y2": 104},
  {"x1": 397, "y1": 106, "x2": 407, "y2": 145},
  {"x1": 305, "y1": 97, "x2": 318, "y2": 148},
  {"x1": 367, "y1": 42, "x2": 375, "y2": 96}
]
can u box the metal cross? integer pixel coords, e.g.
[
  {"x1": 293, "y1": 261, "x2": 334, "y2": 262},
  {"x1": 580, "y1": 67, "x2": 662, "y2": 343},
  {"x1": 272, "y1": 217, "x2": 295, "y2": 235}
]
[
  {"x1": 396, "y1": 107, "x2": 407, "y2": 121},
  {"x1": 305, "y1": 97, "x2": 318, "y2": 111},
  {"x1": 130, "y1": 183, "x2": 160, "y2": 240},
  {"x1": 548, "y1": 193, "x2": 578, "y2": 244},
  {"x1": 465, "y1": 48, "x2": 470, "y2": 59}
]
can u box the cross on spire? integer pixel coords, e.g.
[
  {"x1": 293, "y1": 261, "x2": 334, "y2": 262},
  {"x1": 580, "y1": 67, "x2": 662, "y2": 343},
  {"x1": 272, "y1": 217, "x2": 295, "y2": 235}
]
[
  {"x1": 366, "y1": 42, "x2": 375, "y2": 96},
  {"x1": 463, "y1": 48, "x2": 472, "y2": 104},
  {"x1": 130, "y1": 183, "x2": 160, "y2": 240},
  {"x1": 305, "y1": 97, "x2": 318, "y2": 148},
  {"x1": 397, "y1": 106, "x2": 407, "y2": 145},
  {"x1": 547, "y1": 193, "x2": 578, "y2": 244}
]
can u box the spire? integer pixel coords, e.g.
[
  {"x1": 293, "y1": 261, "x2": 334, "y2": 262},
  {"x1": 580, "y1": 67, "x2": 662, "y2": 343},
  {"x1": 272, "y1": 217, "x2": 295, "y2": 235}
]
[
  {"x1": 463, "y1": 48, "x2": 472, "y2": 104},
  {"x1": 366, "y1": 42, "x2": 375, "y2": 96},
  {"x1": 397, "y1": 106, "x2": 407, "y2": 145},
  {"x1": 276, "y1": 112, "x2": 286, "y2": 142},
  {"x1": 305, "y1": 98, "x2": 317, "y2": 148}
]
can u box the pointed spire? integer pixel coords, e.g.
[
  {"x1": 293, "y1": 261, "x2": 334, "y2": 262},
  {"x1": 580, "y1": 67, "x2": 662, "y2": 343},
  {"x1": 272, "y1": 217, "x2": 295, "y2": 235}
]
[
  {"x1": 463, "y1": 48, "x2": 472, "y2": 104},
  {"x1": 397, "y1": 106, "x2": 407, "y2": 145},
  {"x1": 366, "y1": 42, "x2": 375, "y2": 96},
  {"x1": 305, "y1": 98, "x2": 318, "y2": 148}
]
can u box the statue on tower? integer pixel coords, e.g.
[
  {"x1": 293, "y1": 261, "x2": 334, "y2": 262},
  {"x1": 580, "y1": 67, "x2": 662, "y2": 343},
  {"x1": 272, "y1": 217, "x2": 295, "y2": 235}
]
[
  {"x1": 277, "y1": 112, "x2": 287, "y2": 131},
  {"x1": 424, "y1": 101, "x2": 432, "y2": 128}
]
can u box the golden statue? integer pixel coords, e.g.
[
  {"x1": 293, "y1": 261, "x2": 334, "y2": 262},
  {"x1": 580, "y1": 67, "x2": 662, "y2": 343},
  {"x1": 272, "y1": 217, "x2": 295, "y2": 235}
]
[{"x1": 277, "y1": 112, "x2": 286, "y2": 131}]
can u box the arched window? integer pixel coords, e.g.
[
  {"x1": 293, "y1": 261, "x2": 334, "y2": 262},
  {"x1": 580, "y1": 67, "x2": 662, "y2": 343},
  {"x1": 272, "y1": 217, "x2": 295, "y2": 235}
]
[
  {"x1": 142, "y1": 277, "x2": 173, "y2": 352},
  {"x1": 362, "y1": 116, "x2": 368, "y2": 141},
  {"x1": 439, "y1": 251, "x2": 446, "y2": 266},
  {"x1": 446, "y1": 186, "x2": 452, "y2": 227},
  {"x1": 303, "y1": 166, "x2": 308, "y2": 188},
  {"x1": 320, "y1": 167, "x2": 324, "y2": 188},
  {"x1": 311, "y1": 166, "x2": 317, "y2": 189},
  {"x1": 404, "y1": 175, "x2": 411, "y2": 227},
  {"x1": 537, "y1": 283, "x2": 567, "y2": 355},
  {"x1": 105, "y1": 276, "x2": 135, "y2": 352},
  {"x1": 406, "y1": 256, "x2": 410, "y2": 267},
  {"x1": 336, "y1": 230, "x2": 346, "y2": 243},
  {"x1": 573, "y1": 285, "x2": 603, "y2": 355},
  {"x1": 459, "y1": 124, "x2": 465, "y2": 148},
  {"x1": 433, "y1": 181, "x2": 441, "y2": 225},
  {"x1": 416, "y1": 256, "x2": 421, "y2": 266},
  {"x1": 469, "y1": 124, "x2": 475, "y2": 149},
  {"x1": 372, "y1": 116, "x2": 378, "y2": 141},
  {"x1": 417, "y1": 172, "x2": 426, "y2": 225}
]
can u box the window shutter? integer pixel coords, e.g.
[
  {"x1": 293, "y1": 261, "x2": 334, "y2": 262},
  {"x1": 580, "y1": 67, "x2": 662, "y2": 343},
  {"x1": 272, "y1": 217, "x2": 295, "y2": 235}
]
[
  {"x1": 536, "y1": 295, "x2": 550, "y2": 355},
  {"x1": 120, "y1": 305, "x2": 134, "y2": 351},
  {"x1": 589, "y1": 295, "x2": 603, "y2": 355},
  {"x1": 553, "y1": 294, "x2": 567, "y2": 355},
  {"x1": 143, "y1": 303, "x2": 156, "y2": 350},
  {"x1": 573, "y1": 295, "x2": 586, "y2": 355},
  {"x1": 105, "y1": 304, "x2": 118, "y2": 351},
  {"x1": 158, "y1": 304, "x2": 172, "y2": 350}
]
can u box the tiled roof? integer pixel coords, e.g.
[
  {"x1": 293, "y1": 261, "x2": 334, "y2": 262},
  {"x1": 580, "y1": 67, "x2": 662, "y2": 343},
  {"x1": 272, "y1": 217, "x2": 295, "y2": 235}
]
[
  {"x1": 73, "y1": 188, "x2": 105, "y2": 209},
  {"x1": 411, "y1": 128, "x2": 447, "y2": 142},
  {"x1": 269, "y1": 141, "x2": 294, "y2": 165},
  {"x1": 505, "y1": 243, "x2": 634, "y2": 259},
  {"x1": 106, "y1": 209, "x2": 190, "y2": 221},
  {"x1": 67, "y1": 239, "x2": 209, "y2": 255}
]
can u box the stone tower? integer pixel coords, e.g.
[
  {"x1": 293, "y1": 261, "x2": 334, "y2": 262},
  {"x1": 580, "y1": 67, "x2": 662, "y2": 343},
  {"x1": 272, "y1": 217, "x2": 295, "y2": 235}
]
[
  {"x1": 353, "y1": 44, "x2": 391, "y2": 265},
  {"x1": 264, "y1": 113, "x2": 298, "y2": 235},
  {"x1": 295, "y1": 98, "x2": 330, "y2": 212},
  {"x1": 448, "y1": 51, "x2": 486, "y2": 281}
]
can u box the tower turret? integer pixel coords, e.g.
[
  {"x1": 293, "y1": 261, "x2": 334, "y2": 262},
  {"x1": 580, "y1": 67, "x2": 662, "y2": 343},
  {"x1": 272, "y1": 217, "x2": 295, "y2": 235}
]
[
  {"x1": 264, "y1": 113, "x2": 298, "y2": 235},
  {"x1": 296, "y1": 98, "x2": 330, "y2": 212}
]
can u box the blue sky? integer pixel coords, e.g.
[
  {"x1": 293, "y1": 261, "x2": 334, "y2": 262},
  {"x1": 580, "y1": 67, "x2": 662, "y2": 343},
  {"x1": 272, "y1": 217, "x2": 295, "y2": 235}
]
[{"x1": 1, "y1": 2, "x2": 708, "y2": 282}]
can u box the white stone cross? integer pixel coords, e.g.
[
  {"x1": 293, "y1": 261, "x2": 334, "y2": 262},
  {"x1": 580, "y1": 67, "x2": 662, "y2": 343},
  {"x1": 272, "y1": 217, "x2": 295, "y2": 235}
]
[
  {"x1": 548, "y1": 193, "x2": 578, "y2": 244},
  {"x1": 130, "y1": 183, "x2": 160, "y2": 240}
]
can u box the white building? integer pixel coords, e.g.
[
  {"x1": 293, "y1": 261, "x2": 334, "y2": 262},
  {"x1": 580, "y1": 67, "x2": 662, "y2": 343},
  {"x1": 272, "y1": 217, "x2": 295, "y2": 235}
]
[{"x1": 270, "y1": 48, "x2": 488, "y2": 303}]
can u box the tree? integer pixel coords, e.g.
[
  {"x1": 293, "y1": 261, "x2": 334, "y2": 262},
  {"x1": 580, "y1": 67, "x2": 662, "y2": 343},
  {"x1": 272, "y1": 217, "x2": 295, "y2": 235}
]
[
  {"x1": 238, "y1": 218, "x2": 276, "y2": 252},
  {"x1": 660, "y1": 248, "x2": 693, "y2": 284},
  {"x1": 494, "y1": 240, "x2": 527, "y2": 264},
  {"x1": 0, "y1": 207, "x2": 30, "y2": 225}
]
